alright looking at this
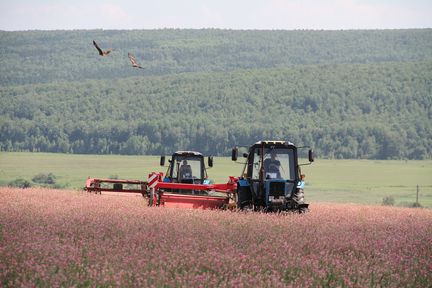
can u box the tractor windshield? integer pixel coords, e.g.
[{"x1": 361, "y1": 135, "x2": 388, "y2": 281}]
[
  {"x1": 172, "y1": 156, "x2": 203, "y2": 181},
  {"x1": 251, "y1": 148, "x2": 295, "y2": 181}
]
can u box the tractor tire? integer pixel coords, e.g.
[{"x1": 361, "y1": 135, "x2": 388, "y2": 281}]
[
  {"x1": 237, "y1": 201, "x2": 255, "y2": 212},
  {"x1": 294, "y1": 189, "x2": 305, "y2": 205},
  {"x1": 294, "y1": 189, "x2": 309, "y2": 213},
  {"x1": 237, "y1": 186, "x2": 252, "y2": 210},
  {"x1": 239, "y1": 201, "x2": 254, "y2": 211}
]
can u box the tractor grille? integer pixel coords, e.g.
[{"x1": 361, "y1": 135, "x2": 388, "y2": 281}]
[{"x1": 269, "y1": 181, "x2": 285, "y2": 197}]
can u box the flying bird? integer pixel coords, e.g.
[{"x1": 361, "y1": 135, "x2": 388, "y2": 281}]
[
  {"x1": 93, "y1": 40, "x2": 112, "y2": 56},
  {"x1": 128, "y1": 53, "x2": 144, "y2": 69}
]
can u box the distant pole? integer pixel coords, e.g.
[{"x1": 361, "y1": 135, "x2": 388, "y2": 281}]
[{"x1": 416, "y1": 185, "x2": 419, "y2": 206}]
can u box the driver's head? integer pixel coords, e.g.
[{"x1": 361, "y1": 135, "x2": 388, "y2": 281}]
[
  {"x1": 270, "y1": 150, "x2": 277, "y2": 159},
  {"x1": 182, "y1": 160, "x2": 188, "y2": 165}
]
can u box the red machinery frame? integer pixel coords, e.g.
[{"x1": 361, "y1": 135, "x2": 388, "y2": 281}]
[
  {"x1": 85, "y1": 178, "x2": 147, "y2": 195},
  {"x1": 85, "y1": 174, "x2": 238, "y2": 210},
  {"x1": 148, "y1": 175, "x2": 237, "y2": 209}
]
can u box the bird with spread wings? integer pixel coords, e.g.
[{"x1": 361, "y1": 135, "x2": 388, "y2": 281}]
[
  {"x1": 128, "y1": 53, "x2": 144, "y2": 69},
  {"x1": 93, "y1": 40, "x2": 112, "y2": 56}
]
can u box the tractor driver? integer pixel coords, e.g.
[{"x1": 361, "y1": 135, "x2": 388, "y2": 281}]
[
  {"x1": 264, "y1": 150, "x2": 281, "y2": 179},
  {"x1": 179, "y1": 160, "x2": 193, "y2": 181}
]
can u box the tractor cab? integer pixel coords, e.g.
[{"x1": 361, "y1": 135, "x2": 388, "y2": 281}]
[
  {"x1": 232, "y1": 140, "x2": 313, "y2": 212},
  {"x1": 149, "y1": 151, "x2": 233, "y2": 208},
  {"x1": 160, "y1": 151, "x2": 213, "y2": 185}
]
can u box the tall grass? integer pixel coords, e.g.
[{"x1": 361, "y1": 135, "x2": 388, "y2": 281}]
[{"x1": 1, "y1": 187, "x2": 431, "y2": 287}]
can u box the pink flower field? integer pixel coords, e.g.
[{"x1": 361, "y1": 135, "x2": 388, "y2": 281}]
[{"x1": 1, "y1": 187, "x2": 431, "y2": 287}]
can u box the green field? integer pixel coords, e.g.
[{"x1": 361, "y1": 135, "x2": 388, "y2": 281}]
[{"x1": 1, "y1": 152, "x2": 431, "y2": 207}]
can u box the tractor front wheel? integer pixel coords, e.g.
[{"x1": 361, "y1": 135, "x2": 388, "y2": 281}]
[
  {"x1": 294, "y1": 189, "x2": 305, "y2": 204},
  {"x1": 294, "y1": 189, "x2": 308, "y2": 213}
]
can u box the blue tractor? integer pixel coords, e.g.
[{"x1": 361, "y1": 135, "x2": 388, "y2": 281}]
[{"x1": 231, "y1": 140, "x2": 314, "y2": 213}]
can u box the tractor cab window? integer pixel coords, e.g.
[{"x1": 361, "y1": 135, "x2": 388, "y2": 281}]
[
  {"x1": 251, "y1": 148, "x2": 295, "y2": 180},
  {"x1": 264, "y1": 150, "x2": 281, "y2": 179},
  {"x1": 267, "y1": 149, "x2": 295, "y2": 180},
  {"x1": 172, "y1": 157, "x2": 203, "y2": 182},
  {"x1": 251, "y1": 150, "x2": 261, "y2": 180}
]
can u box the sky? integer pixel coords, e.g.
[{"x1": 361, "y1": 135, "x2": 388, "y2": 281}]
[{"x1": 0, "y1": 0, "x2": 431, "y2": 31}]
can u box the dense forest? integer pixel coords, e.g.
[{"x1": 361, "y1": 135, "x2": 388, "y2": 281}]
[{"x1": 0, "y1": 29, "x2": 431, "y2": 159}]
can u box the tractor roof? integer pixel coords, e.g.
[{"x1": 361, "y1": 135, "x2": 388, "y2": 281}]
[
  {"x1": 254, "y1": 140, "x2": 295, "y2": 146},
  {"x1": 173, "y1": 151, "x2": 204, "y2": 157}
]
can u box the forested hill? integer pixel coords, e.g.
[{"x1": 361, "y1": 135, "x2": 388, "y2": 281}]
[
  {"x1": 0, "y1": 29, "x2": 431, "y2": 159},
  {"x1": 1, "y1": 29, "x2": 431, "y2": 86}
]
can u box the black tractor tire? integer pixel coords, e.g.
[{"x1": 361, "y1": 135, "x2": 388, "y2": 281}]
[
  {"x1": 294, "y1": 189, "x2": 309, "y2": 213},
  {"x1": 294, "y1": 189, "x2": 305, "y2": 204},
  {"x1": 237, "y1": 186, "x2": 253, "y2": 210}
]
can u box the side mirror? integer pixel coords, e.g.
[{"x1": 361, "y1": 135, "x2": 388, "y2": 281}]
[
  {"x1": 308, "y1": 149, "x2": 314, "y2": 163},
  {"x1": 160, "y1": 156, "x2": 165, "y2": 166},
  {"x1": 231, "y1": 147, "x2": 238, "y2": 161},
  {"x1": 243, "y1": 153, "x2": 248, "y2": 158},
  {"x1": 208, "y1": 156, "x2": 213, "y2": 167}
]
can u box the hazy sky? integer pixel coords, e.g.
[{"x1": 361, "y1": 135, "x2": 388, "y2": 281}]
[{"x1": 0, "y1": 0, "x2": 431, "y2": 31}]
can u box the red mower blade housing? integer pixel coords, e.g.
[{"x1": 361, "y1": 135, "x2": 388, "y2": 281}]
[
  {"x1": 148, "y1": 173, "x2": 237, "y2": 209},
  {"x1": 158, "y1": 193, "x2": 229, "y2": 209}
]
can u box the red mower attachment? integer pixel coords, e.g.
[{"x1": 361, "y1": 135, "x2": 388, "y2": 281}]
[
  {"x1": 148, "y1": 172, "x2": 237, "y2": 209},
  {"x1": 84, "y1": 151, "x2": 239, "y2": 210}
]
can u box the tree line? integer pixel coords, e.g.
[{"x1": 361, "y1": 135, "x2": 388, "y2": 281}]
[{"x1": 1, "y1": 60, "x2": 431, "y2": 159}]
